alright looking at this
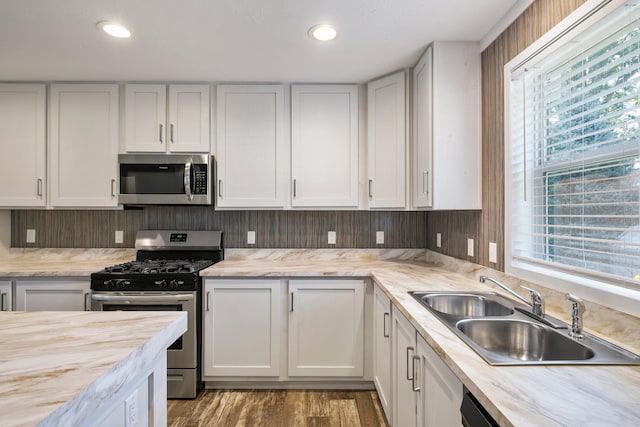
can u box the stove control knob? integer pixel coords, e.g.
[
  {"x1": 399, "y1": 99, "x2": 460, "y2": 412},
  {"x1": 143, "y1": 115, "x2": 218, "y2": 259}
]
[
  {"x1": 155, "y1": 280, "x2": 167, "y2": 288},
  {"x1": 116, "y1": 279, "x2": 128, "y2": 289},
  {"x1": 169, "y1": 280, "x2": 179, "y2": 289}
]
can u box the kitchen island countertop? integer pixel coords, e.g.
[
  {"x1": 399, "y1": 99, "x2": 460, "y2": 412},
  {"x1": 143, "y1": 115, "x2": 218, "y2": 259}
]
[{"x1": 0, "y1": 310, "x2": 187, "y2": 427}]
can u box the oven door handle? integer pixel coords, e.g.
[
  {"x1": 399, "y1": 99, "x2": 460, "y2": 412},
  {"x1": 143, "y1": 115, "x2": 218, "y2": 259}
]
[{"x1": 91, "y1": 294, "x2": 195, "y2": 303}]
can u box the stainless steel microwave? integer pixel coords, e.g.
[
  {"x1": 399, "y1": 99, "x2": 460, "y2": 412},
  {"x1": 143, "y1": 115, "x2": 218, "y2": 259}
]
[{"x1": 118, "y1": 154, "x2": 213, "y2": 205}]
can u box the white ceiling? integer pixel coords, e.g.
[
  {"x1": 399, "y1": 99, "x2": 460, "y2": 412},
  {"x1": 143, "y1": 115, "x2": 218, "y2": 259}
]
[{"x1": 0, "y1": 0, "x2": 523, "y2": 83}]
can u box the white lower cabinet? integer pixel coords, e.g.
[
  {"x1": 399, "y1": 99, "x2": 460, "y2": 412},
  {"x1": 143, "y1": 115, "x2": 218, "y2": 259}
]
[
  {"x1": 416, "y1": 334, "x2": 463, "y2": 427},
  {"x1": 202, "y1": 278, "x2": 367, "y2": 382},
  {"x1": 0, "y1": 281, "x2": 12, "y2": 311},
  {"x1": 288, "y1": 279, "x2": 364, "y2": 377},
  {"x1": 15, "y1": 279, "x2": 90, "y2": 311},
  {"x1": 392, "y1": 305, "x2": 418, "y2": 427},
  {"x1": 202, "y1": 279, "x2": 281, "y2": 377},
  {"x1": 391, "y1": 305, "x2": 463, "y2": 427},
  {"x1": 373, "y1": 284, "x2": 392, "y2": 421}
]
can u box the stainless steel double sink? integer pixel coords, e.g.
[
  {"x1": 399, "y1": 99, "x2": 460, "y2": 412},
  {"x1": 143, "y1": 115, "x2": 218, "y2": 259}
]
[{"x1": 410, "y1": 291, "x2": 640, "y2": 365}]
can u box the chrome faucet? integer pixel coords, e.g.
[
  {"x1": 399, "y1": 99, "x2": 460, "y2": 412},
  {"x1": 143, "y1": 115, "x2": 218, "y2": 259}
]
[
  {"x1": 566, "y1": 294, "x2": 586, "y2": 340},
  {"x1": 479, "y1": 276, "x2": 545, "y2": 316}
]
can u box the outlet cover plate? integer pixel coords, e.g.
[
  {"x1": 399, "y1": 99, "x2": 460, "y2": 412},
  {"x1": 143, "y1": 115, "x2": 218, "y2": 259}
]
[
  {"x1": 376, "y1": 231, "x2": 384, "y2": 245},
  {"x1": 328, "y1": 231, "x2": 336, "y2": 245},
  {"x1": 489, "y1": 242, "x2": 497, "y2": 264}
]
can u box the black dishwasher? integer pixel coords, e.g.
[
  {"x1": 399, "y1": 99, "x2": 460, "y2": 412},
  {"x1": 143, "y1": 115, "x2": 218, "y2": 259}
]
[{"x1": 461, "y1": 387, "x2": 500, "y2": 427}]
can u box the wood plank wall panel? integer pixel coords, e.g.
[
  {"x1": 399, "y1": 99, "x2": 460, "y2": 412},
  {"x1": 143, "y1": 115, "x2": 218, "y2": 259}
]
[
  {"x1": 11, "y1": 209, "x2": 426, "y2": 249},
  {"x1": 426, "y1": 0, "x2": 587, "y2": 270}
]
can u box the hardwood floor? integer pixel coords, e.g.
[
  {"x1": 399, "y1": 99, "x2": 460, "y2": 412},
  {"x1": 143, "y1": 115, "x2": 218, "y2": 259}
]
[{"x1": 167, "y1": 389, "x2": 390, "y2": 427}]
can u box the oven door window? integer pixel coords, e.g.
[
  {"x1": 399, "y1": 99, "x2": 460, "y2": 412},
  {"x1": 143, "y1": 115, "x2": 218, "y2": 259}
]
[{"x1": 103, "y1": 304, "x2": 183, "y2": 350}]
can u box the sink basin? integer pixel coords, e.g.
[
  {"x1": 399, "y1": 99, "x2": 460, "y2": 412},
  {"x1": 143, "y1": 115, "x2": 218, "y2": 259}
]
[
  {"x1": 409, "y1": 290, "x2": 640, "y2": 365},
  {"x1": 415, "y1": 293, "x2": 513, "y2": 317},
  {"x1": 456, "y1": 319, "x2": 594, "y2": 362}
]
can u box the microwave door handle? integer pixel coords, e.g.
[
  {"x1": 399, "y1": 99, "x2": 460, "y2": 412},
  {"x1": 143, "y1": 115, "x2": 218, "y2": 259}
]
[{"x1": 184, "y1": 159, "x2": 194, "y2": 201}]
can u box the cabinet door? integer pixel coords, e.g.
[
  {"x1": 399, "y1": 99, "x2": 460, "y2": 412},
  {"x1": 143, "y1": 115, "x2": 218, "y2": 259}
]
[
  {"x1": 49, "y1": 84, "x2": 119, "y2": 207},
  {"x1": 291, "y1": 85, "x2": 359, "y2": 207},
  {"x1": 0, "y1": 281, "x2": 12, "y2": 311},
  {"x1": 124, "y1": 84, "x2": 167, "y2": 152},
  {"x1": 168, "y1": 84, "x2": 210, "y2": 152},
  {"x1": 0, "y1": 84, "x2": 46, "y2": 207},
  {"x1": 203, "y1": 280, "x2": 281, "y2": 377},
  {"x1": 417, "y1": 334, "x2": 463, "y2": 427},
  {"x1": 15, "y1": 279, "x2": 90, "y2": 311},
  {"x1": 373, "y1": 284, "x2": 392, "y2": 422},
  {"x1": 392, "y1": 306, "x2": 418, "y2": 427},
  {"x1": 216, "y1": 85, "x2": 286, "y2": 208},
  {"x1": 412, "y1": 47, "x2": 433, "y2": 208},
  {"x1": 431, "y1": 42, "x2": 482, "y2": 210},
  {"x1": 288, "y1": 279, "x2": 364, "y2": 376},
  {"x1": 368, "y1": 71, "x2": 406, "y2": 208}
]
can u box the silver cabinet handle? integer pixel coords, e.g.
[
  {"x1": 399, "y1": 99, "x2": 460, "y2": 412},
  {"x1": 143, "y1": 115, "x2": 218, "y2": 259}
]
[
  {"x1": 368, "y1": 179, "x2": 373, "y2": 199},
  {"x1": 37, "y1": 179, "x2": 43, "y2": 198},
  {"x1": 218, "y1": 180, "x2": 222, "y2": 198},
  {"x1": 293, "y1": 179, "x2": 297, "y2": 198},
  {"x1": 170, "y1": 124, "x2": 175, "y2": 143},
  {"x1": 1, "y1": 292, "x2": 6, "y2": 311},
  {"x1": 406, "y1": 346, "x2": 415, "y2": 380},
  {"x1": 423, "y1": 171, "x2": 428, "y2": 195},
  {"x1": 159, "y1": 124, "x2": 163, "y2": 143},
  {"x1": 84, "y1": 292, "x2": 90, "y2": 311},
  {"x1": 412, "y1": 355, "x2": 421, "y2": 392},
  {"x1": 184, "y1": 159, "x2": 194, "y2": 201},
  {"x1": 111, "y1": 179, "x2": 116, "y2": 199},
  {"x1": 383, "y1": 312, "x2": 390, "y2": 338},
  {"x1": 206, "y1": 291, "x2": 211, "y2": 312},
  {"x1": 290, "y1": 292, "x2": 294, "y2": 312}
]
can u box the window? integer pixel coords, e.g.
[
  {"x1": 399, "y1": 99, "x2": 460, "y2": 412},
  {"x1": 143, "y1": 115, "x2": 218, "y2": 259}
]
[{"x1": 507, "y1": 0, "x2": 640, "y2": 295}]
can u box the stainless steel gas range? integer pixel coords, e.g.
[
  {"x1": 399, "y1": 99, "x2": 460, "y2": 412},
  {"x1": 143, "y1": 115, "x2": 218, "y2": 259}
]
[{"x1": 90, "y1": 230, "x2": 223, "y2": 399}]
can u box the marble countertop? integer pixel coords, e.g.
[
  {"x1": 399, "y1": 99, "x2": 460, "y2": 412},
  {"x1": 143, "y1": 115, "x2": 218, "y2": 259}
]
[
  {"x1": 0, "y1": 310, "x2": 187, "y2": 427},
  {"x1": 202, "y1": 249, "x2": 640, "y2": 427},
  {"x1": 0, "y1": 249, "x2": 135, "y2": 277}
]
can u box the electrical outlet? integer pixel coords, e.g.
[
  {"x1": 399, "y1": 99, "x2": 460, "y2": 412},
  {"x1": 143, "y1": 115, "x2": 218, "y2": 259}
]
[
  {"x1": 26, "y1": 229, "x2": 36, "y2": 243},
  {"x1": 125, "y1": 393, "x2": 138, "y2": 427},
  {"x1": 436, "y1": 233, "x2": 442, "y2": 248},
  {"x1": 467, "y1": 238, "x2": 474, "y2": 257},
  {"x1": 489, "y1": 242, "x2": 497, "y2": 264},
  {"x1": 115, "y1": 230, "x2": 124, "y2": 244},
  {"x1": 376, "y1": 231, "x2": 384, "y2": 245},
  {"x1": 328, "y1": 231, "x2": 336, "y2": 245},
  {"x1": 247, "y1": 231, "x2": 256, "y2": 245}
]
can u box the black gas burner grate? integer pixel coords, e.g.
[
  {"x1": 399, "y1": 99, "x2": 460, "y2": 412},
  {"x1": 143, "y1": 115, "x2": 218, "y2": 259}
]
[{"x1": 103, "y1": 259, "x2": 215, "y2": 275}]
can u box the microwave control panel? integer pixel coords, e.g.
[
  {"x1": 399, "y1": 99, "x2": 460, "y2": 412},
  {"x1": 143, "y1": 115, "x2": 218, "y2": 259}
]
[{"x1": 194, "y1": 164, "x2": 208, "y2": 195}]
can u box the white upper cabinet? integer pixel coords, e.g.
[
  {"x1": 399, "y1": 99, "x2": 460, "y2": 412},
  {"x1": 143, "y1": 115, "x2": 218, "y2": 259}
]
[
  {"x1": 291, "y1": 85, "x2": 359, "y2": 208},
  {"x1": 216, "y1": 85, "x2": 286, "y2": 208},
  {"x1": 124, "y1": 84, "x2": 209, "y2": 153},
  {"x1": 49, "y1": 84, "x2": 119, "y2": 207},
  {"x1": 412, "y1": 42, "x2": 482, "y2": 210},
  {"x1": 367, "y1": 71, "x2": 406, "y2": 209},
  {"x1": 0, "y1": 84, "x2": 46, "y2": 207}
]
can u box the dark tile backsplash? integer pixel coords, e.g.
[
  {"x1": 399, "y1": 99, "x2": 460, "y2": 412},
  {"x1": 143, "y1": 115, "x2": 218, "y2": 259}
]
[{"x1": 11, "y1": 208, "x2": 427, "y2": 249}]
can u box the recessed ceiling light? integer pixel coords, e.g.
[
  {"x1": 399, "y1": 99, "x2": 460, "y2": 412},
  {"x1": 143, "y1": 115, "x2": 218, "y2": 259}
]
[
  {"x1": 308, "y1": 24, "x2": 337, "y2": 41},
  {"x1": 97, "y1": 21, "x2": 131, "y2": 38}
]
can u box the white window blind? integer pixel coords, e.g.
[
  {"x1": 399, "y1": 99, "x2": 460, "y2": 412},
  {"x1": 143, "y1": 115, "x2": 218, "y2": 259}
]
[{"x1": 509, "y1": 1, "x2": 640, "y2": 287}]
